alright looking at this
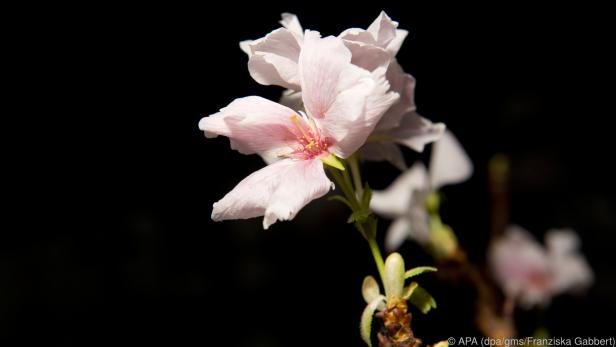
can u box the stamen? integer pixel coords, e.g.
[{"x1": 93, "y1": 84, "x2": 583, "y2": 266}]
[
  {"x1": 288, "y1": 112, "x2": 333, "y2": 160},
  {"x1": 290, "y1": 114, "x2": 311, "y2": 139}
]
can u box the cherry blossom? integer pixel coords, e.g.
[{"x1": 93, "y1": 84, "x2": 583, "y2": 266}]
[{"x1": 200, "y1": 32, "x2": 398, "y2": 229}]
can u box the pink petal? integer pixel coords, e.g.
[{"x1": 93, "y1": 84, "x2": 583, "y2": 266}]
[
  {"x1": 322, "y1": 67, "x2": 399, "y2": 158},
  {"x1": 366, "y1": 11, "x2": 398, "y2": 48},
  {"x1": 545, "y1": 228, "x2": 579, "y2": 255},
  {"x1": 339, "y1": 12, "x2": 407, "y2": 59},
  {"x1": 489, "y1": 226, "x2": 552, "y2": 308},
  {"x1": 299, "y1": 31, "x2": 355, "y2": 119},
  {"x1": 211, "y1": 158, "x2": 334, "y2": 229},
  {"x1": 243, "y1": 28, "x2": 301, "y2": 90},
  {"x1": 339, "y1": 27, "x2": 376, "y2": 45},
  {"x1": 198, "y1": 96, "x2": 298, "y2": 164},
  {"x1": 429, "y1": 130, "x2": 473, "y2": 189},
  {"x1": 392, "y1": 112, "x2": 446, "y2": 152},
  {"x1": 342, "y1": 40, "x2": 391, "y2": 72},
  {"x1": 339, "y1": 13, "x2": 407, "y2": 71},
  {"x1": 546, "y1": 230, "x2": 593, "y2": 294},
  {"x1": 279, "y1": 13, "x2": 304, "y2": 40},
  {"x1": 386, "y1": 29, "x2": 409, "y2": 56},
  {"x1": 375, "y1": 61, "x2": 417, "y2": 132}
]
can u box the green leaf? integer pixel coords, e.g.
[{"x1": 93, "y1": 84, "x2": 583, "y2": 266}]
[
  {"x1": 328, "y1": 195, "x2": 353, "y2": 209},
  {"x1": 408, "y1": 283, "x2": 437, "y2": 314},
  {"x1": 360, "y1": 295, "x2": 385, "y2": 347},
  {"x1": 320, "y1": 153, "x2": 345, "y2": 171},
  {"x1": 362, "y1": 275, "x2": 380, "y2": 304},
  {"x1": 404, "y1": 266, "x2": 437, "y2": 279}
]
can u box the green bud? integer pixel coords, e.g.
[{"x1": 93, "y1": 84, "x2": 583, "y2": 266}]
[
  {"x1": 362, "y1": 275, "x2": 380, "y2": 304},
  {"x1": 383, "y1": 252, "x2": 405, "y2": 299}
]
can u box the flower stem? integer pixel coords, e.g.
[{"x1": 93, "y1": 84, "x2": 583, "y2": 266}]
[
  {"x1": 326, "y1": 166, "x2": 360, "y2": 211},
  {"x1": 326, "y1": 158, "x2": 385, "y2": 282},
  {"x1": 348, "y1": 153, "x2": 364, "y2": 197},
  {"x1": 368, "y1": 232, "x2": 385, "y2": 282}
]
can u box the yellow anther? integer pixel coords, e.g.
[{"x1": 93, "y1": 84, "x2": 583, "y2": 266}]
[
  {"x1": 290, "y1": 114, "x2": 311, "y2": 139},
  {"x1": 290, "y1": 114, "x2": 301, "y2": 126}
]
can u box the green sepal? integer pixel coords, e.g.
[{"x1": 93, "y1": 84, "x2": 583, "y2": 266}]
[
  {"x1": 360, "y1": 295, "x2": 385, "y2": 347},
  {"x1": 320, "y1": 153, "x2": 345, "y2": 171},
  {"x1": 402, "y1": 282, "x2": 418, "y2": 300},
  {"x1": 348, "y1": 210, "x2": 371, "y2": 224}
]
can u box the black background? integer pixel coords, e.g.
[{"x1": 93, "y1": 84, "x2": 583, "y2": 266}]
[{"x1": 4, "y1": 2, "x2": 615, "y2": 346}]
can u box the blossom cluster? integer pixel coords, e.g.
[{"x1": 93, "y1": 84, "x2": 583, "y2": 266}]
[
  {"x1": 198, "y1": 11, "x2": 594, "y2": 345},
  {"x1": 199, "y1": 12, "x2": 444, "y2": 229}
]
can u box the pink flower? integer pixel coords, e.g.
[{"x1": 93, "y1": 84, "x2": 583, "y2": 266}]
[
  {"x1": 338, "y1": 12, "x2": 445, "y2": 169},
  {"x1": 489, "y1": 225, "x2": 594, "y2": 309},
  {"x1": 240, "y1": 12, "x2": 444, "y2": 170},
  {"x1": 200, "y1": 31, "x2": 398, "y2": 229},
  {"x1": 240, "y1": 11, "x2": 400, "y2": 89}
]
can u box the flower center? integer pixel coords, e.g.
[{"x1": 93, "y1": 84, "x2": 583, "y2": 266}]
[{"x1": 289, "y1": 114, "x2": 332, "y2": 159}]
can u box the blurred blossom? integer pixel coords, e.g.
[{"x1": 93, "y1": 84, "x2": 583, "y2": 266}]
[
  {"x1": 489, "y1": 225, "x2": 594, "y2": 309},
  {"x1": 370, "y1": 131, "x2": 473, "y2": 251}
]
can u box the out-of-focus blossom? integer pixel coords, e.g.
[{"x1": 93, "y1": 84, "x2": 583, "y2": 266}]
[
  {"x1": 370, "y1": 131, "x2": 473, "y2": 251},
  {"x1": 200, "y1": 32, "x2": 398, "y2": 229},
  {"x1": 241, "y1": 12, "x2": 444, "y2": 168},
  {"x1": 489, "y1": 225, "x2": 594, "y2": 309}
]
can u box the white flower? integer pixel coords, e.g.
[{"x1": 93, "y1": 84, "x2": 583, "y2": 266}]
[{"x1": 370, "y1": 131, "x2": 473, "y2": 251}]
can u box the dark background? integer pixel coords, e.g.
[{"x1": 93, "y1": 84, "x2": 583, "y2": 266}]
[{"x1": 4, "y1": 2, "x2": 615, "y2": 346}]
